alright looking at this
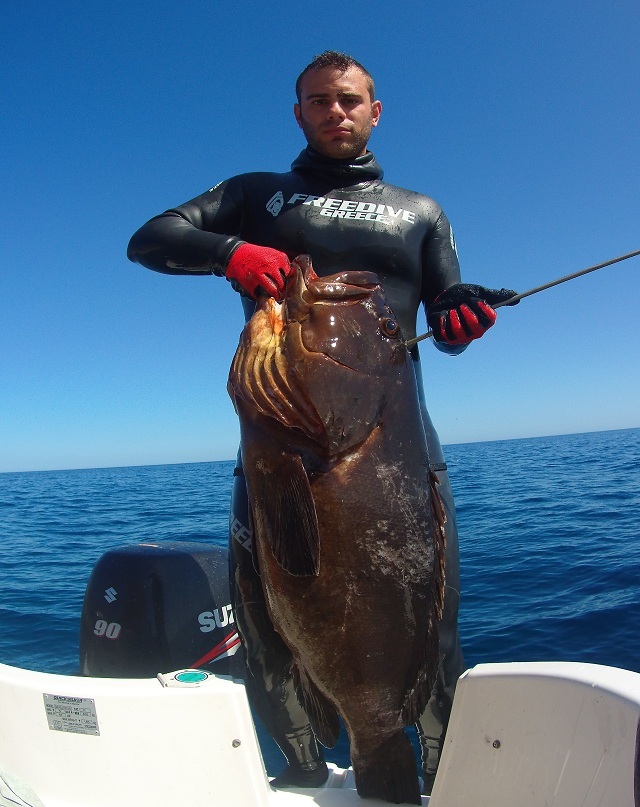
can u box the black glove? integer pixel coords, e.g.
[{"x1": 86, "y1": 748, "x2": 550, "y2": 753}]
[{"x1": 427, "y1": 284, "x2": 518, "y2": 345}]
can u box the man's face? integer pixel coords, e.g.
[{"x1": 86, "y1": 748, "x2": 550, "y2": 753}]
[{"x1": 294, "y1": 67, "x2": 382, "y2": 160}]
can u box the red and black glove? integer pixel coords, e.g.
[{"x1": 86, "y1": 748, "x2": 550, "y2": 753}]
[
  {"x1": 225, "y1": 243, "x2": 293, "y2": 299},
  {"x1": 427, "y1": 283, "x2": 518, "y2": 345}
]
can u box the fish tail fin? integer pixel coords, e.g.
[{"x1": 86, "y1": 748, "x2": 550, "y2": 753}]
[
  {"x1": 353, "y1": 730, "x2": 422, "y2": 805},
  {"x1": 402, "y1": 470, "x2": 447, "y2": 724}
]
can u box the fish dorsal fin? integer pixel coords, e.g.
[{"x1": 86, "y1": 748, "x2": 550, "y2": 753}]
[
  {"x1": 294, "y1": 665, "x2": 341, "y2": 749},
  {"x1": 251, "y1": 453, "x2": 320, "y2": 577}
]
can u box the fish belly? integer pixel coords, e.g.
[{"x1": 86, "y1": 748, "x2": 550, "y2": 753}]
[{"x1": 255, "y1": 442, "x2": 433, "y2": 804}]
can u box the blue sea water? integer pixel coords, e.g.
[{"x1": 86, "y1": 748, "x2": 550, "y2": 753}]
[{"x1": 1, "y1": 428, "x2": 639, "y2": 771}]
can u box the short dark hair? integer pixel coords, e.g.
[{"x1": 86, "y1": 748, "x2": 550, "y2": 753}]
[{"x1": 295, "y1": 51, "x2": 375, "y2": 102}]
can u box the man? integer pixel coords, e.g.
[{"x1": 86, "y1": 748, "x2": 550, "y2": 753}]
[{"x1": 128, "y1": 51, "x2": 514, "y2": 793}]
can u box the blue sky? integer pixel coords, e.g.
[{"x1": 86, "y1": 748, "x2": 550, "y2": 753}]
[{"x1": 2, "y1": 0, "x2": 638, "y2": 473}]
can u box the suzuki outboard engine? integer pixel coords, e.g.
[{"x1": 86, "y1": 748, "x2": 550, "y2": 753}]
[{"x1": 79, "y1": 541, "x2": 245, "y2": 678}]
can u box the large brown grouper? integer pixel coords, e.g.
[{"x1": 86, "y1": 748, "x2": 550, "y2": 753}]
[{"x1": 227, "y1": 256, "x2": 445, "y2": 805}]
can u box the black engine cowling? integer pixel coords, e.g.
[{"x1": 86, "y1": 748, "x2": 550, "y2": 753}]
[{"x1": 79, "y1": 541, "x2": 245, "y2": 678}]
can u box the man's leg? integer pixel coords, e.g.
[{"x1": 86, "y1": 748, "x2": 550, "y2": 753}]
[
  {"x1": 229, "y1": 466, "x2": 328, "y2": 787},
  {"x1": 415, "y1": 464, "x2": 465, "y2": 793},
  {"x1": 414, "y1": 380, "x2": 466, "y2": 795}
]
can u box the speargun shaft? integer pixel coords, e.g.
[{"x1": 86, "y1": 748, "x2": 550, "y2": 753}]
[{"x1": 404, "y1": 248, "x2": 640, "y2": 349}]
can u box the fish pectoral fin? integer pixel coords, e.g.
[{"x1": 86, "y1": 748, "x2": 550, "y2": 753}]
[
  {"x1": 253, "y1": 453, "x2": 320, "y2": 577},
  {"x1": 294, "y1": 666, "x2": 341, "y2": 749}
]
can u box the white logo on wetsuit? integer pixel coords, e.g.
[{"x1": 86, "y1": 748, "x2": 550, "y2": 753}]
[
  {"x1": 266, "y1": 191, "x2": 285, "y2": 217},
  {"x1": 230, "y1": 515, "x2": 253, "y2": 551},
  {"x1": 267, "y1": 191, "x2": 416, "y2": 226}
]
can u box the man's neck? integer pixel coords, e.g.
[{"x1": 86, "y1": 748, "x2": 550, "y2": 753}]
[{"x1": 291, "y1": 147, "x2": 384, "y2": 182}]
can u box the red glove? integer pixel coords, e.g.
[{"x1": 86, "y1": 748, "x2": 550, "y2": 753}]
[
  {"x1": 427, "y1": 284, "x2": 518, "y2": 345},
  {"x1": 225, "y1": 243, "x2": 293, "y2": 299}
]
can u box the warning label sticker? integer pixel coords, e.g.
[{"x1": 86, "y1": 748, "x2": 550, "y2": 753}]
[{"x1": 43, "y1": 694, "x2": 100, "y2": 736}]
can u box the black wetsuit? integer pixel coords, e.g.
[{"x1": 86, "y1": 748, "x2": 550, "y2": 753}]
[{"x1": 128, "y1": 146, "x2": 466, "y2": 782}]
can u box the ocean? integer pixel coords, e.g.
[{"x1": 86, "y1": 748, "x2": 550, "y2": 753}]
[{"x1": 1, "y1": 427, "x2": 639, "y2": 773}]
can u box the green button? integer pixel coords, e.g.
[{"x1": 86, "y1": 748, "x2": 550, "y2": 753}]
[{"x1": 175, "y1": 671, "x2": 209, "y2": 683}]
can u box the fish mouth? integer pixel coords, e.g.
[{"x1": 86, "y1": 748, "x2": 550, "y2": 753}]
[
  {"x1": 287, "y1": 255, "x2": 380, "y2": 308},
  {"x1": 282, "y1": 256, "x2": 381, "y2": 362},
  {"x1": 281, "y1": 257, "x2": 400, "y2": 376}
]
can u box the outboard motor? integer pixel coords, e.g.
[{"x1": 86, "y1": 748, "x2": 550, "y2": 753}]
[{"x1": 79, "y1": 541, "x2": 245, "y2": 678}]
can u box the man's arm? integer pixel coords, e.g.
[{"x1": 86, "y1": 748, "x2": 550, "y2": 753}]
[
  {"x1": 421, "y1": 210, "x2": 516, "y2": 353},
  {"x1": 127, "y1": 177, "x2": 293, "y2": 299},
  {"x1": 127, "y1": 179, "x2": 245, "y2": 276},
  {"x1": 420, "y1": 210, "x2": 468, "y2": 355}
]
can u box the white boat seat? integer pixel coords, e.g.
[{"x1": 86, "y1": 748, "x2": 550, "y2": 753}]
[{"x1": 430, "y1": 662, "x2": 640, "y2": 807}]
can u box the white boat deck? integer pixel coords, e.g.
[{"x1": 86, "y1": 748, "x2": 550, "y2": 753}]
[{"x1": 0, "y1": 660, "x2": 638, "y2": 806}]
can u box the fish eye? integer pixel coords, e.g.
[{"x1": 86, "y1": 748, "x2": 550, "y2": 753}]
[{"x1": 380, "y1": 317, "x2": 400, "y2": 338}]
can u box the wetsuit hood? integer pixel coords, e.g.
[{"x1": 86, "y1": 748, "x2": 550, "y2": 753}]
[{"x1": 291, "y1": 147, "x2": 384, "y2": 183}]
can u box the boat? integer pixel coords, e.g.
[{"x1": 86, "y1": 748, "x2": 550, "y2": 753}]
[{"x1": 0, "y1": 542, "x2": 638, "y2": 806}]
